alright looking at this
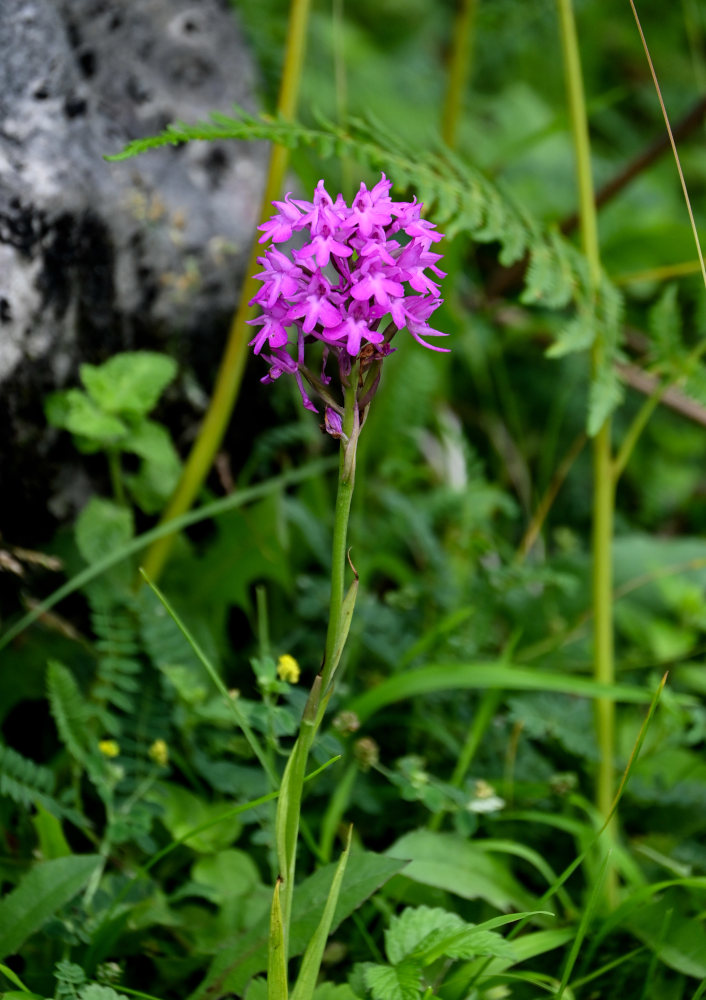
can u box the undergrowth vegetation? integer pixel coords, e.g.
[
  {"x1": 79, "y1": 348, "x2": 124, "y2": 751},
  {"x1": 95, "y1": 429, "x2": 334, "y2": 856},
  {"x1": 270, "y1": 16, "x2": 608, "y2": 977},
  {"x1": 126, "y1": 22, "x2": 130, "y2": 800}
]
[{"x1": 3, "y1": 1, "x2": 706, "y2": 998}]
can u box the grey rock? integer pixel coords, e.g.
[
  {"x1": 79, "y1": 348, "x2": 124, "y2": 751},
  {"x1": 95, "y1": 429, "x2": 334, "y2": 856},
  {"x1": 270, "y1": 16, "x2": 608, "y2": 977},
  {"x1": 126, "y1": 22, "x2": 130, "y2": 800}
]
[{"x1": 0, "y1": 0, "x2": 266, "y2": 539}]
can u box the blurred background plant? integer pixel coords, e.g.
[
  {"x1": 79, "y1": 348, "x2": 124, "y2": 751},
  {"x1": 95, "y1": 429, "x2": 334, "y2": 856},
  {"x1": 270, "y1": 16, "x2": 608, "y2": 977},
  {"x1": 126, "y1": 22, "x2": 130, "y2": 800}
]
[{"x1": 4, "y1": 0, "x2": 706, "y2": 997}]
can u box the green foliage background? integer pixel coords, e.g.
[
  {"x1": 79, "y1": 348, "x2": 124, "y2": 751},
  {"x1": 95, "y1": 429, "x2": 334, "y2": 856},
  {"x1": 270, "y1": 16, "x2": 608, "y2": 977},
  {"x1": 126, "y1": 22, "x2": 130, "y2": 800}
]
[{"x1": 4, "y1": 1, "x2": 706, "y2": 998}]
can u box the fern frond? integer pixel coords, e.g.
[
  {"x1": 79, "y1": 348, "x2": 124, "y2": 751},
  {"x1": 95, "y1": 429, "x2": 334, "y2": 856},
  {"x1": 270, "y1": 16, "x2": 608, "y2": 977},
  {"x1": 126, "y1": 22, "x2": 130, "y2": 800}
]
[
  {"x1": 0, "y1": 743, "x2": 62, "y2": 814},
  {"x1": 47, "y1": 660, "x2": 92, "y2": 764},
  {"x1": 89, "y1": 597, "x2": 143, "y2": 735}
]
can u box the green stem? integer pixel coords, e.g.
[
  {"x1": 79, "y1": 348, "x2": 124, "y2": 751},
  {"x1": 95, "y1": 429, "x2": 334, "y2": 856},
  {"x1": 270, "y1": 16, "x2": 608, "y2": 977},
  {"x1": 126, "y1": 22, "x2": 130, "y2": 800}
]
[
  {"x1": 441, "y1": 0, "x2": 477, "y2": 148},
  {"x1": 274, "y1": 368, "x2": 361, "y2": 969},
  {"x1": 557, "y1": 0, "x2": 617, "y2": 904},
  {"x1": 322, "y1": 363, "x2": 360, "y2": 693},
  {"x1": 107, "y1": 450, "x2": 126, "y2": 507},
  {"x1": 139, "y1": 0, "x2": 313, "y2": 586}
]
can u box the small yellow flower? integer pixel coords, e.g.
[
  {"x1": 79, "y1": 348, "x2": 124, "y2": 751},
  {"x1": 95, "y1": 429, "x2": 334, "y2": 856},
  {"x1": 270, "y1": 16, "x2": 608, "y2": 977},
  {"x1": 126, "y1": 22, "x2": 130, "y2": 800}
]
[
  {"x1": 98, "y1": 740, "x2": 120, "y2": 758},
  {"x1": 149, "y1": 739, "x2": 169, "y2": 767},
  {"x1": 277, "y1": 653, "x2": 301, "y2": 684}
]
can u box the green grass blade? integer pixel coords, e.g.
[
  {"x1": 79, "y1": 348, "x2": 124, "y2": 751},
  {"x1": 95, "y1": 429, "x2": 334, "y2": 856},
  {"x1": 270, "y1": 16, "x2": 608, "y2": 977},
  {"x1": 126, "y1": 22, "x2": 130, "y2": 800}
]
[
  {"x1": 140, "y1": 569, "x2": 277, "y2": 786},
  {"x1": 0, "y1": 458, "x2": 335, "y2": 652},
  {"x1": 291, "y1": 827, "x2": 352, "y2": 1000},
  {"x1": 268, "y1": 879, "x2": 289, "y2": 1000},
  {"x1": 347, "y1": 662, "x2": 653, "y2": 723},
  {"x1": 556, "y1": 850, "x2": 611, "y2": 998},
  {"x1": 0, "y1": 963, "x2": 32, "y2": 992}
]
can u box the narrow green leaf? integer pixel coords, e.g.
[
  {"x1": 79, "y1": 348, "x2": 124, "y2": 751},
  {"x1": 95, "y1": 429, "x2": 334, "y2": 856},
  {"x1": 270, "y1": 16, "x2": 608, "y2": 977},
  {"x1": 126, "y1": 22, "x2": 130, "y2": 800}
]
[
  {"x1": 0, "y1": 962, "x2": 32, "y2": 992},
  {"x1": 348, "y1": 662, "x2": 651, "y2": 724},
  {"x1": 189, "y1": 853, "x2": 407, "y2": 999},
  {"x1": 557, "y1": 850, "x2": 610, "y2": 998},
  {"x1": 139, "y1": 570, "x2": 276, "y2": 785},
  {"x1": 327, "y1": 575, "x2": 358, "y2": 689},
  {"x1": 268, "y1": 880, "x2": 288, "y2": 1000},
  {"x1": 291, "y1": 828, "x2": 352, "y2": 1000},
  {"x1": 0, "y1": 855, "x2": 101, "y2": 959}
]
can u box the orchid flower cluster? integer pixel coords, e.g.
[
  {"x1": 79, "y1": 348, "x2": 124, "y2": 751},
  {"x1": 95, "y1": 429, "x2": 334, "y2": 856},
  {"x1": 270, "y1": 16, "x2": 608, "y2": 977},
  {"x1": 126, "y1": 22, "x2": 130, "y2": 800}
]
[{"x1": 248, "y1": 174, "x2": 446, "y2": 436}]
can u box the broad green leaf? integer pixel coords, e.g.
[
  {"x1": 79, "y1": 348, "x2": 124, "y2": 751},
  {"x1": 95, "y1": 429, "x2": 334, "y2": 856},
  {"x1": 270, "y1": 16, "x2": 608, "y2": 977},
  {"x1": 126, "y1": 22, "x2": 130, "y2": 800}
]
[
  {"x1": 191, "y1": 850, "x2": 260, "y2": 904},
  {"x1": 188, "y1": 853, "x2": 407, "y2": 999},
  {"x1": 126, "y1": 457, "x2": 181, "y2": 514},
  {"x1": 386, "y1": 830, "x2": 532, "y2": 911},
  {"x1": 75, "y1": 498, "x2": 134, "y2": 566},
  {"x1": 363, "y1": 960, "x2": 422, "y2": 1000},
  {"x1": 45, "y1": 388, "x2": 127, "y2": 442},
  {"x1": 31, "y1": 802, "x2": 71, "y2": 859},
  {"x1": 624, "y1": 889, "x2": 706, "y2": 977},
  {"x1": 442, "y1": 929, "x2": 574, "y2": 1000},
  {"x1": 149, "y1": 783, "x2": 241, "y2": 853},
  {"x1": 121, "y1": 418, "x2": 179, "y2": 464},
  {"x1": 0, "y1": 854, "x2": 101, "y2": 959},
  {"x1": 313, "y1": 985, "x2": 359, "y2": 1000},
  {"x1": 386, "y1": 906, "x2": 465, "y2": 964},
  {"x1": 80, "y1": 352, "x2": 177, "y2": 418},
  {"x1": 79, "y1": 987, "x2": 130, "y2": 1000},
  {"x1": 122, "y1": 420, "x2": 181, "y2": 513}
]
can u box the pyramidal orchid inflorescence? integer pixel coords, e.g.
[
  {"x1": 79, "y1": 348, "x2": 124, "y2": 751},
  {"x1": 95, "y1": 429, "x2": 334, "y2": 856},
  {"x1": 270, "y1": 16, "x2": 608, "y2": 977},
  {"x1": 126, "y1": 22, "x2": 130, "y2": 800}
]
[{"x1": 248, "y1": 174, "x2": 447, "y2": 435}]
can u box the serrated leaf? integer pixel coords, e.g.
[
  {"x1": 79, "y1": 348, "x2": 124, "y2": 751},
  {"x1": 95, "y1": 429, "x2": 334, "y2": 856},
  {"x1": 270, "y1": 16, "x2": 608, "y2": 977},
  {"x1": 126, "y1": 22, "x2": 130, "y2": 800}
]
[
  {"x1": 431, "y1": 926, "x2": 515, "y2": 961},
  {"x1": 313, "y1": 985, "x2": 360, "y2": 1000},
  {"x1": 45, "y1": 389, "x2": 127, "y2": 442},
  {"x1": 0, "y1": 854, "x2": 101, "y2": 959},
  {"x1": 386, "y1": 830, "x2": 532, "y2": 911},
  {"x1": 364, "y1": 961, "x2": 422, "y2": 1000},
  {"x1": 80, "y1": 352, "x2": 177, "y2": 418},
  {"x1": 648, "y1": 283, "x2": 682, "y2": 363},
  {"x1": 386, "y1": 906, "x2": 465, "y2": 964},
  {"x1": 121, "y1": 419, "x2": 180, "y2": 465},
  {"x1": 79, "y1": 986, "x2": 130, "y2": 1000},
  {"x1": 75, "y1": 497, "x2": 134, "y2": 566},
  {"x1": 546, "y1": 314, "x2": 595, "y2": 358},
  {"x1": 587, "y1": 366, "x2": 623, "y2": 436}
]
